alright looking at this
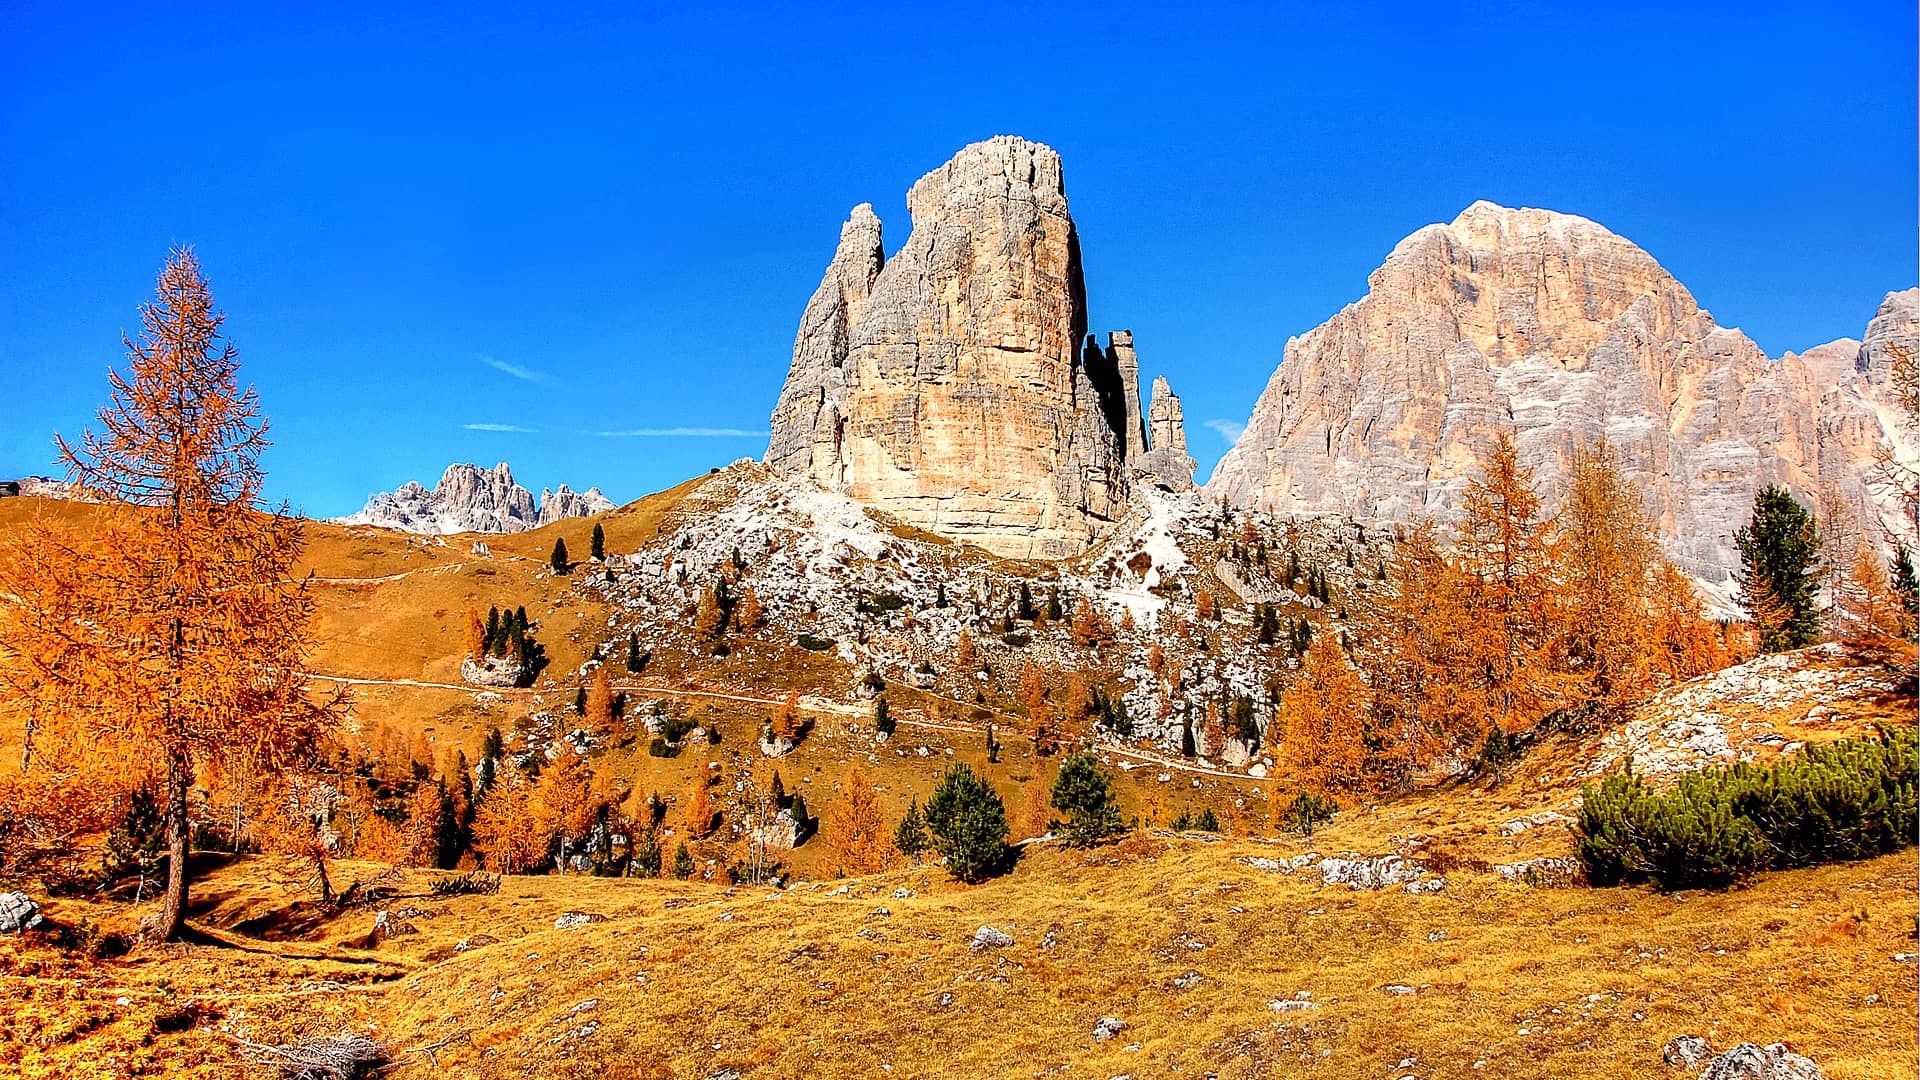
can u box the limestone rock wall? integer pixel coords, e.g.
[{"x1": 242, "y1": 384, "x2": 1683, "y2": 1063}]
[
  {"x1": 764, "y1": 136, "x2": 1130, "y2": 559},
  {"x1": 764, "y1": 204, "x2": 886, "y2": 482},
  {"x1": 1206, "y1": 202, "x2": 1916, "y2": 589}
]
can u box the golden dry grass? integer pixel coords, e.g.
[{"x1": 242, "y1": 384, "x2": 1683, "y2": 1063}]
[
  {"x1": 6, "y1": 831, "x2": 1914, "y2": 1079},
  {"x1": 3, "y1": 487, "x2": 1916, "y2": 1078}
]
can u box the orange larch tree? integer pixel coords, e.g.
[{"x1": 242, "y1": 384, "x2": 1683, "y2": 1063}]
[
  {"x1": 1361, "y1": 521, "x2": 1489, "y2": 766},
  {"x1": 733, "y1": 587, "x2": 766, "y2": 633},
  {"x1": 536, "y1": 745, "x2": 600, "y2": 873},
  {"x1": 0, "y1": 249, "x2": 342, "y2": 939},
  {"x1": 687, "y1": 777, "x2": 714, "y2": 838},
  {"x1": 1554, "y1": 442, "x2": 1660, "y2": 712},
  {"x1": 464, "y1": 607, "x2": 487, "y2": 661},
  {"x1": 1456, "y1": 430, "x2": 1563, "y2": 734},
  {"x1": 773, "y1": 690, "x2": 803, "y2": 742},
  {"x1": 823, "y1": 768, "x2": 893, "y2": 874},
  {"x1": 1274, "y1": 632, "x2": 1384, "y2": 799},
  {"x1": 470, "y1": 768, "x2": 546, "y2": 874},
  {"x1": 586, "y1": 666, "x2": 615, "y2": 736}
]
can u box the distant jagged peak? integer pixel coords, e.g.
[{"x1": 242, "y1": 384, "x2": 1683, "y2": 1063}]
[{"x1": 338, "y1": 461, "x2": 613, "y2": 535}]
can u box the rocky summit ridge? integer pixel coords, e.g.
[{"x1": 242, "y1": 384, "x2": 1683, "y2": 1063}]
[
  {"x1": 339, "y1": 462, "x2": 613, "y2": 534},
  {"x1": 1206, "y1": 201, "x2": 1917, "y2": 591},
  {"x1": 765, "y1": 135, "x2": 1194, "y2": 560}
]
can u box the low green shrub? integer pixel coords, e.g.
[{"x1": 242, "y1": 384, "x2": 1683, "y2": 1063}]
[
  {"x1": 658, "y1": 713, "x2": 696, "y2": 744},
  {"x1": 1170, "y1": 806, "x2": 1220, "y2": 833},
  {"x1": 1577, "y1": 726, "x2": 1917, "y2": 891},
  {"x1": 796, "y1": 634, "x2": 837, "y2": 652},
  {"x1": 1279, "y1": 790, "x2": 1338, "y2": 837}
]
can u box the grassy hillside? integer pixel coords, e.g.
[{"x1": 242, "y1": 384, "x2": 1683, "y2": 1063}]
[
  {"x1": 5, "y1": 825, "x2": 1913, "y2": 1078},
  {"x1": 2, "y1": 479, "x2": 1915, "y2": 1079}
]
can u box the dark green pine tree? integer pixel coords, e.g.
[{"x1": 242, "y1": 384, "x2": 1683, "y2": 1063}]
[
  {"x1": 1734, "y1": 485, "x2": 1823, "y2": 652},
  {"x1": 590, "y1": 522, "x2": 606, "y2": 561},
  {"x1": 574, "y1": 686, "x2": 587, "y2": 714},
  {"x1": 921, "y1": 765, "x2": 1008, "y2": 882},
  {"x1": 893, "y1": 797, "x2": 929, "y2": 862},
  {"x1": 626, "y1": 631, "x2": 645, "y2": 673},
  {"x1": 1049, "y1": 750, "x2": 1125, "y2": 846},
  {"x1": 550, "y1": 537, "x2": 569, "y2": 574},
  {"x1": 485, "y1": 606, "x2": 501, "y2": 652},
  {"x1": 1046, "y1": 587, "x2": 1063, "y2": 622},
  {"x1": 1893, "y1": 542, "x2": 1919, "y2": 618}
]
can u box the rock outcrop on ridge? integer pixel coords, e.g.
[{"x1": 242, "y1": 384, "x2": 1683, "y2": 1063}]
[
  {"x1": 764, "y1": 136, "x2": 1192, "y2": 558},
  {"x1": 1207, "y1": 202, "x2": 1917, "y2": 591},
  {"x1": 340, "y1": 462, "x2": 613, "y2": 534}
]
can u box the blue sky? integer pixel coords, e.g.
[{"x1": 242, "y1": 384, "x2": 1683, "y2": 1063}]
[{"x1": 3, "y1": 2, "x2": 1913, "y2": 516}]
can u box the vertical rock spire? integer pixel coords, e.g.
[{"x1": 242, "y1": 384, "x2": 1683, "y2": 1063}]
[
  {"x1": 765, "y1": 136, "x2": 1133, "y2": 558},
  {"x1": 764, "y1": 203, "x2": 885, "y2": 483}
]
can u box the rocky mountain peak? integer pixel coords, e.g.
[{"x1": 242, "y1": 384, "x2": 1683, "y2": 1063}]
[
  {"x1": 1208, "y1": 203, "x2": 1916, "y2": 591},
  {"x1": 762, "y1": 136, "x2": 1137, "y2": 559},
  {"x1": 339, "y1": 462, "x2": 613, "y2": 534}
]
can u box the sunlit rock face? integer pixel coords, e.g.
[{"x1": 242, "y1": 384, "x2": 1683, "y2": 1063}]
[
  {"x1": 1208, "y1": 202, "x2": 1917, "y2": 590},
  {"x1": 765, "y1": 136, "x2": 1132, "y2": 559}
]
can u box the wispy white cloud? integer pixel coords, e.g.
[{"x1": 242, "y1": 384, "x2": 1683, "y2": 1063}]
[
  {"x1": 463, "y1": 422, "x2": 537, "y2": 433},
  {"x1": 590, "y1": 427, "x2": 768, "y2": 438},
  {"x1": 1204, "y1": 418, "x2": 1247, "y2": 444},
  {"x1": 477, "y1": 354, "x2": 562, "y2": 387}
]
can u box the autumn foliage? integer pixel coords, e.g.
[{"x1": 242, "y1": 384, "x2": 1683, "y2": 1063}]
[
  {"x1": 586, "y1": 666, "x2": 615, "y2": 736},
  {"x1": 0, "y1": 249, "x2": 342, "y2": 938},
  {"x1": 1275, "y1": 633, "x2": 1381, "y2": 799},
  {"x1": 1331, "y1": 434, "x2": 1742, "y2": 798},
  {"x1": 823, "y1": 768, "x2": 894, "y2": 874},
  {"x1": 773, "y1": 690, "x2": 803, "y2": 742},
  {"x1": 687, "y1": 778, "x2": 714, "y2": 838}
]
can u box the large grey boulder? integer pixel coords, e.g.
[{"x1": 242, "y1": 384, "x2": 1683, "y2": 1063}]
[
  {"x1": 970, "y1": 925, "x2": 1015, "y2": 952},
  {"x1": 0, "y1": 892, "x2": 46, "y2": 933},
  {"x1": 1319, "y1": 855, "x2": 1425, "y2": 890},
  {"x1": 461, "y1": 654, "x2": 528, "y2": 688},
  {"x1": 1697, "y1": 1043, "x2": 1824, "y2": 1080}
]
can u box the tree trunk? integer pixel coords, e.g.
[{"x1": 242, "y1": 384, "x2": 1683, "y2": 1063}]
[{"x1": 155, "y1": 750, "x2": 191, "y2": 940}]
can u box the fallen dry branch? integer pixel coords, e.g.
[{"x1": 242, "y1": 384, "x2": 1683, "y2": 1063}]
[{"x1": 226, "y1": 1032, "x2": 392, "y2": 1080}]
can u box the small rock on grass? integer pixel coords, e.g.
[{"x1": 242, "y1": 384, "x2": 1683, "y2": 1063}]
[
  {"x1": 1663, "y1": 1035, "x2": 1711, "y2": 1069},
  {"x1": 970, "y1": 926, "x2": 1014, "y2": 952}
]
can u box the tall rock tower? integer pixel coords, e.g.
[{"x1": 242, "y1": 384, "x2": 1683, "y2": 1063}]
[{"x1": 765, "y1": 136, "x2": 1132, "y2": 559}]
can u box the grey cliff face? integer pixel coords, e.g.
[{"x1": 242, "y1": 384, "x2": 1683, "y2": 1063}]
[
  {"x1": 764, "y1": 203, "x2": 886, "y2": 482},
  {"x1": 764, "y1": 138, "x2": 1198, "y2": 556},
  {"x1": 1206, "y1": 202, "x2": 1916, "y2": 589}
]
